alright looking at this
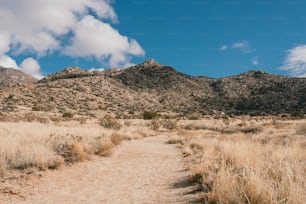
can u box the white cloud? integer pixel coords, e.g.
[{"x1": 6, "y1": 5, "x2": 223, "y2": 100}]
[
  {"x1": 0, "y1": 33, "x2": 10, "y2": 55},
  {"x1": 219, "y1": 45, "x2": 228, "y2": 51},
  {"x1": 279, "y1": 45, "x2": 306, "y2": 77},
  {"x1": 0, "y1": 0, "x2": 117, "y2": 55},
  {"x1": 63, "y1": 15, "x2": 145, "y2": 67},
  {"x1": 0, "y1": 55, "x2": 44, "y2": 79},
  {"x1": 252, "y1": 57, "x2": 259, "y2": 65},
  {"x1": 232, "y1": 41, "x2": 254, "y2": 54},
  {"x1": 20, "y1": 58, "x2": 44, "y2": 79},
  {"x1": 0, "y1": 55, "x2": 18, "y2": 69},
  {"x1": 232, "y1": 41, "x2": 248, "y2": 49},
  {"x1": 88, "y1": 68, "x2": 105, "y2": 72},
  {"x1": 0, "y1": 0, "x2": 143, "y2": 70}
]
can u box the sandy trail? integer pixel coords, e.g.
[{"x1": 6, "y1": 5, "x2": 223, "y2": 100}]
[{"x1": 2, "y1": 136, "x2": 202, "y2": 204}]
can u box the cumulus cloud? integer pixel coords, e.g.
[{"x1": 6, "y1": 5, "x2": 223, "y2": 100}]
[
  {"x1": 0, "y1": 55, "x2": 18, "y2": 69},
  {"x1": 219, "y1": 45, "x2": 228, "y2": 51},
  {"x1": 0, "y1": 0, "x2": 117, "y2": 55},
  {"x1": 0, "y1": 55, "x2": 44, "y2": 79},
  {"x1": 20, "y1": 58, "x2": 44, "y2": 79},
  {"x1": 0, "y1": 0, "x2": 144, "y2": 75},
  {"x1": 232, "y1": 41, "x2": 254, "y2": 54},
  {"x1": 63, "y1": 15, "x2": 145, "y2": 67},
  {"x1": 279, "y1": 45, "x2": 306, "y2": 77}
]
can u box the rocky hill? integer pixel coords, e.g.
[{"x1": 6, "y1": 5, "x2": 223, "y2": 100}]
[
  {"x1": 0, "y1": 66, "x2": 36, "y2": 89},
  {"x1": 0, "y1": 60, "x2": 305, "y2": 117}
]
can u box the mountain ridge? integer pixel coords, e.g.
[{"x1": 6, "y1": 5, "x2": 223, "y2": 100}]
[{"x1": 0, "y1": 60, "x2": 305, "y2": 117}]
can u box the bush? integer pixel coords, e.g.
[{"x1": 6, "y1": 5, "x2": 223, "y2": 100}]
[
  {"x1": 99, "y1": 115, "x2": 121, "y2": 130},
  {"x1": 297, "y1": 123, "x2": 306, "y2": 135},
  {"x1": 143, "y1": 111, "x2": 159, "y2": 120},
  {"x1": 151, "y1": 119, "x2": 161, "y2": 130},
  {"x1": 32, "y1": 106, "x2": 45, "y2": 111},
  {"x1": 291, "y1": 111, "x2": 304, "y2": 119},
  {"x1": 110, "y1": 133, "x2": 125, "y2": 145},
  {"x1": 63, "y1": 112, "x2": 74, "y2": 118},
  {"x1": 162, "y1": 119, "x2": 178, "y2": 130},
  {"x1": 93, "y1": 136, "x2": 114, "y2": 157}
]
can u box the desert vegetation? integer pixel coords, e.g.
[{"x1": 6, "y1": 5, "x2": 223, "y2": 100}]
[
  {"x1": 169, "y1": 117, "x2": 306, "y2": 204},
  {"x1": 0, "y1": 113, "x2": 305, "y2": 203},
  {"x1": 0, "y1": 118, "x2": 154, "y2": 179}
]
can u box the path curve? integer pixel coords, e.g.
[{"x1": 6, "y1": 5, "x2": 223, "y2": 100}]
[{"x1": 2, "y1": 136, "x2": 202, "y2": 204}]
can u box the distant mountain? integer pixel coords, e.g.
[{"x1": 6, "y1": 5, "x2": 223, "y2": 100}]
[
  {"x1": 0, "y1": 66, "x2": 36, "y2": 89},
  {"x1": 0, "y1": 60, "x2": 305, "y2": 116}
]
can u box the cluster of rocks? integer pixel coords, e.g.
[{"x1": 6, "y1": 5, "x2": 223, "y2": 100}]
[{"x1": 38, "y1": 67, "x2": 103, "y2": 83}]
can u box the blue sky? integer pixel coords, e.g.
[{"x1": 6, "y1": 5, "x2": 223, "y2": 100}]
[{"x1": 0, "y1": 0, "x2": 306, "y2": 78}]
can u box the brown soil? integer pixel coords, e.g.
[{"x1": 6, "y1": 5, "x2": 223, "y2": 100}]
[{"x1": 1, "y1": 136, "x2": 202, "y2": 203}]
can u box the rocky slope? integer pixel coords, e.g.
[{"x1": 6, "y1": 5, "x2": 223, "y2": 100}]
[
  {"x1": 0, "y1": 60, "x2": 305, "y2": 117},
  {"x1": 0, "y1": 66, "x2": 36, "y2": 89}
]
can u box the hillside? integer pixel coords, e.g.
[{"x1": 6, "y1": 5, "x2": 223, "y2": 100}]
[
  {"x1": 0, "y1": 60, "x2": 305, "y2": 117},
  {"x1": 0, "y1": 66, "x2": 36, "y2": 89}
]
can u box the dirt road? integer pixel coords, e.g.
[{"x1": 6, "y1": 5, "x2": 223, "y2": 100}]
[{"x1": 2, "y1": 136, "x2": 202, "y2": 204}]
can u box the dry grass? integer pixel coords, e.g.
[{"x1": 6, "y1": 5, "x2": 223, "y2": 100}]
[
  {"x1": 99, "y1": 115, "x2": 122, "y2": 130},
  {"x1": 92, "y1": 136, "x2": 114, "y2": 157},
  {"x1": 173, "y1": 117, "x2": 306, "y2": 204},
  {"x1": 0, "y1": 120, "x2": 151, "y2": 176}
]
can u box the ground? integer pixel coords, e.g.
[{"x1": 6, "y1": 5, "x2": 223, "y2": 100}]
[
  {"x1": 1, "y1": 134, "x2": 202, "y2": 204},
  {"x1": 0, "y1": 117, "x2": 305, "y2": 204}
]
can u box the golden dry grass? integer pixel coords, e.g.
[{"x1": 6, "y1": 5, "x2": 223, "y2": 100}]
[
  {"x1": 172, "y1": 117, "x2": 306, "y2": 204},
  {"x1": 0, "y1": 119, "x2": 153, "y2": 175},
  {"x1": 1, "y1": 117, "x2": 305, "y2": 203}
]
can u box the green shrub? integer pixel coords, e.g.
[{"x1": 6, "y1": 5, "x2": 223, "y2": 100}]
[
  {"x1": 32, "y1": 106, "x2": 44, "y2": 111},
  {"x1": 291, "y1": 111, "x2": 304, "y2": 119},
  {"x1": 63, "y1": 112, "x2": 74, "y2": 118},
  {"x1": 143, "y1": 111, "x2": 159, "y2": 120}
]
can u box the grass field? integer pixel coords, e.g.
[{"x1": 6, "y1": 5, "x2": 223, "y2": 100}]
[
  {"x1": 0, "y1": 119, "x2": 153, "y2": 174},
  {"x1": 170, "y1": 117, "x2": 306, "y2": 204},
  {"x1": 0, "y1": 116, "x2": 305, "y2": 203}
]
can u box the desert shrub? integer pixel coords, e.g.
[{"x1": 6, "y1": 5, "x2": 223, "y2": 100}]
[
  {"x1": 93, "y1": 136, "x2": 114, "y2": 157},
  {"x1": 24, "y1": 113, "x2": 36, "y2": 122},
  {"x1": 162, "y1": 119, "x2": 178, "y2": 130},
  {"x1": 99, "y1": 115, "x2": 121, "y2": 130},
  {"x1": 188, "y1": 116, "x2": 199, "y2": 120},
  {"x1": 63, "y1": 112, "x2": 74, "y2": 118},
  {"x1": 240, "y1": 126, "x2": 263, "y2": 134},
  {"x1": 143, "y1": 111, "x2": 159, "y2": 120},
  {"x1": 8, "y1": 144, "x2": 65, "y2": 170},
  {"x1": 168, "y1": 136, "x2": 185, "y2": 145},
  {"x1": 50, "y1": 135, "x2": 87, "y2": 164},
  {"x1": 78, "y1": 117, "x2": 87, "y2": 125},
  {"x1": 291, "y1": 111, "x2": 304, "y2": 119},
  {"x1": 151, "y1": 119, "x2": 161, "y2": 130},
  {"x1": 297, "y1": 123, "x2": 306, "y2": 135},
  {"x1": 32, "y1": 106, "x2": 45, "y2": 111},
  {"x1": 110, "y1": 133, "x2": 125, "y2": 145},
  {"x1": 124, "y1": 120, "x2": 132, "y2": 126}
]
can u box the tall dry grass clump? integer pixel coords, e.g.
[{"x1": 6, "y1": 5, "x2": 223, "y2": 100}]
[
  {"x1": 194, "y1": 140, "x2": 305, "y2": 203},
  {"x1": 0, "y1": 122, "x2": 130, "y2": 175},
  {"x1": 99, "y1": 115, "x2": 121, "y2": 130},
  {"x1": 176, "y1": 118, "x2": 306, "y2": 204}
]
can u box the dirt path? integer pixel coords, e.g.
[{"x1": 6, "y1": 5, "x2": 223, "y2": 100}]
[{"x1": 2, "y1": 136, "x2": 202, "y2": 204}]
